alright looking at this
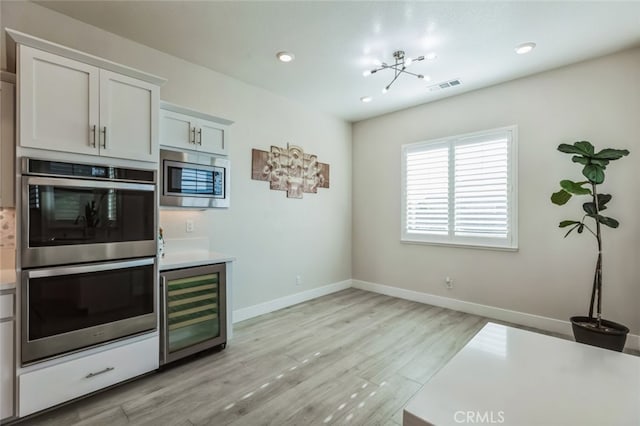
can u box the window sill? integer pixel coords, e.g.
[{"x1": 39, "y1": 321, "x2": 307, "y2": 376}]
[{"x1": 400, "y1": 238, "x2": 519, "y2": 252}]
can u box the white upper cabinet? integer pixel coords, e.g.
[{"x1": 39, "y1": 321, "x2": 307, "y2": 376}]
[
  {"x1": 1, "y1": 76, "x2": 16, "y2": 207},
  {"x1": 160, "y1": 102, "x2": 232, "y2": 156},
  {"x1": 99, "y1": 70, "x2": 158, "y2": 162},
  {"x1": 12, "y1": 32, "x2": 165, "y2": 163},
  {"x1": 19, "y1": 47, "x2": 100, "y2": 156},
  {"x1": 198, "y1": 119, "x2": 226, "y2": 155},
  {"x1": 160, "y1": 109, "x2": 197, "y2": 151}
]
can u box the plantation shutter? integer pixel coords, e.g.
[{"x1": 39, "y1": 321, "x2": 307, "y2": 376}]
[
  {"x1": 402, "y1": 127, "x2": 516, "y2": 249},
  {"x1": 405, "y1": 143, "x2": 450, "y2": 235},
  {"x1": 454, "y1": 134, "x2": 509, "y2": 239}
]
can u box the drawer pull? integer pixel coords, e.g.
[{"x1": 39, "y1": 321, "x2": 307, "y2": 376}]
[{"x1": 85, "y1": 367, "x2": 115, "y2": 379}]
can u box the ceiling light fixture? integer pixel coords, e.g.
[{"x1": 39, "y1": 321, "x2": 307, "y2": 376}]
[
  {"x1": 363, "y1": 50, "x2": 428, "y2": 93},
  {"x1": 515, "y1": 42, "x2": 536, "y2": 55},
  {"x1": 276, "y1": 51, "x2": 295, "y2": 62},
  {"x1": 360, "y1": 96, "x2": 372, "y2": 103}
]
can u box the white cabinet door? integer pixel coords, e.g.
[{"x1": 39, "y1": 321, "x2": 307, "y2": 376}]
[
  {"x1": 197, "y1": 118, "x2": 227, "y2": 155},
  {"x1": 0, "y1": 320, "x2": 14, "y2": 421},
  {"x1": 160, "y1": 109, "x2": 197, "y2": 151},
  {"x1": 19, "y1": 46, "x2": 99, "y2": 155},
  {"x1": 98, "y1": 70, "x2": 158, "y2": 162},
  {"x1": 19, "y1": 336, "x2": 158, "y2": 417},
  {"x1": 0, "y1": 81, "x2": 15, "y2": 207}
]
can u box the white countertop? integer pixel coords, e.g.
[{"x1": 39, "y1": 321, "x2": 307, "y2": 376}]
[
  {"x1": 403, "y1": 323, "x2": 640, "y2": 426},
  {"x1": 159, "y1": 251, "x2": 235, "y2": 271},
  {"x1": 0, "y1": 268, "x2": 16, "y2": 291}
]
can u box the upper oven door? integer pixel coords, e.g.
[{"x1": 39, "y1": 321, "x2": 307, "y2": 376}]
[
  {"x1": 22, "y1": 176, "x2": 156, "y2": 268},
  {"x1": 160, "y1": 149, "x2": 230, "y2": 208}
]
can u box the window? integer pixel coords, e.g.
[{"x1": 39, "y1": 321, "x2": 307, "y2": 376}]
[{"x1": 401, "y1": 126, "x2": 517, "y2": 250}]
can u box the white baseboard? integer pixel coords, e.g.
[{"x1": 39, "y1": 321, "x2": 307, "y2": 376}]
[
  {"x1": 352, "y1": 279, "x2": 640, "y2": 352},
  {"x1": 231, "y1": 278, "x2": 638, "y2": 352},
  {"x1": 233, "y1": 279, "x2": 352, "y2": 323}
]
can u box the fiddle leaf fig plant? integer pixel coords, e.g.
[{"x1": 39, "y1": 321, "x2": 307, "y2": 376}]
[{"x1": 551, "y1": 141, "x2": 629, "y2": 328}]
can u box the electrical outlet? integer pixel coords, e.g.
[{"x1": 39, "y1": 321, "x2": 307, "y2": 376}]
[
  {"x1": 445, "y1": 276, "x2": 453, "y2": 289},
  {"x1": 186, "y1": 220, "x2": 194, "y2": 233},
  {"x1": 296, "y1": 275, "x2": 302, "y2": 286}
]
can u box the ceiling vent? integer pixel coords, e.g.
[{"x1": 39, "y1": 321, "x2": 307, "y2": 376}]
[{"x1": 428, "y1": 79, "x2": 462, "y2": 92}]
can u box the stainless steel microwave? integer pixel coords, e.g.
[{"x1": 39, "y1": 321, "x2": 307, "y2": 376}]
[{"x1": 160, "y1": 149, "x2": 230, "y2": 208}]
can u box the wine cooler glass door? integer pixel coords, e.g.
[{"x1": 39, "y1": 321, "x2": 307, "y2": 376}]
[{"x1": 161, "y1": 263, "x2": 227, "y2": 364}]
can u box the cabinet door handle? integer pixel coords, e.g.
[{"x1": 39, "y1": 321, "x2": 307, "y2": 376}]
[
  {"x1": 85, "y1": 366, "x2": 114, "y2": 379},
  {"x1": 90, "y1": 125, "x2": 97, "y2": 148},
  {"x1": 191, "y1": 127, "x2": 196, "y2": 144},
  {"x1": 101, "y1": 126, "x2": 108, "y2": 149},
  {"x1": 197, "y1": 128, "x2": 202, "y2": 145}
]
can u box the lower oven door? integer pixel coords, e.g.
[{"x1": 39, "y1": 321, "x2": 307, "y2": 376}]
[{"x1": 22, "y1": 257, "x2": 157, "y2": 365}]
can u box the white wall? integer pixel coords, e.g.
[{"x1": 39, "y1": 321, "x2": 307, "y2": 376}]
[
  {"x1": 2, "y1": 1, "x2": 637, "y2": 335},
  {"x1": 1, "y1": 1, "x2": 352, "y2": 311},
  {"x1": 353, "y1": 48, "x2": 640, "y2": 334}
]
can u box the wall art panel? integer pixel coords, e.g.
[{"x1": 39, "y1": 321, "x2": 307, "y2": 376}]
[{"x1": 252, "y1": 144, "x2": 330, "y2": 199}]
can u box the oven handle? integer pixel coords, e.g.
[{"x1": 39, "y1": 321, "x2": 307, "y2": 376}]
[
  {"x1": 25, "y1": 257, "x2": 155, "y2": 279},
  {"x1": 24, "y1": 176, "x2": 155, "y2": 192}
]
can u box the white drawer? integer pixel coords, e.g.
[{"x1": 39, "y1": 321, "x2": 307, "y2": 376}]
[
  {"x1": 19, "y1": 336, "x2": 158, "y2": 417},
  {"x1": 0, "y1": 294, "x2": 13, "y2": 320}
]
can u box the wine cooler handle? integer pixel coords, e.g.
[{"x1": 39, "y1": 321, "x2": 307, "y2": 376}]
[{"x1": 161, "y1": 275, "x2": 169, "y2": 364}]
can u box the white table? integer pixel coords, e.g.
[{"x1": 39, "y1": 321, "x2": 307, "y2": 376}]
[{"x1": 404, "y1": 323, "x2": 640, "y2": 426}]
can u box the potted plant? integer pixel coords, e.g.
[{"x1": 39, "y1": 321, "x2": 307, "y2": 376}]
[{"x1": 551, "y1": 141, "x2": 630, "y2": 351}]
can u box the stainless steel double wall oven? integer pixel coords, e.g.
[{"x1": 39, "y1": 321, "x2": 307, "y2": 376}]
[{"x1": 21, "y1": 158, "x2": 158, "y2": 364}]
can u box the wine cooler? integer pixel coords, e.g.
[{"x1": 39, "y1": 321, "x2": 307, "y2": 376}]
[{"x1": 160, "y1": 263, "x2": 227, "y2": 365}]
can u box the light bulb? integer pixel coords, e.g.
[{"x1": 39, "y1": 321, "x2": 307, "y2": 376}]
[
  {"x1": 515, "y1": 42, "x2": 536, "y2": 55},
  {"x1": 363, "y1": 70, "x2": 371, "y2": 77},
  {"x1": 405, "y1": 58, "x2": 413, "y2": 66},
  {"x1": 382, "y1": 86, "x2": 389, "y2": 94},
  {"x1": 276, "y1": 51, "x2": 295, "y2": 62}
]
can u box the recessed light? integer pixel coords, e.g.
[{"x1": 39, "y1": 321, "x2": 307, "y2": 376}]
[
  {"x1": 360, "y1": 96, "x2": 372, "y2": 103},
  {"x1": 276, "y1": 51, "x2": 295, "y2": 62},
  {"x1": 515, "y1": 42, "x2": 536, "y2": 55},
  {"x1": 426, "y1": 52, "x2": 437, "y2": 61}
]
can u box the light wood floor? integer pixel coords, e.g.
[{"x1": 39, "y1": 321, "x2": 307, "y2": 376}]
[{"x1": 12, "y1": 288, "x2": 618, "y2": 426}]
